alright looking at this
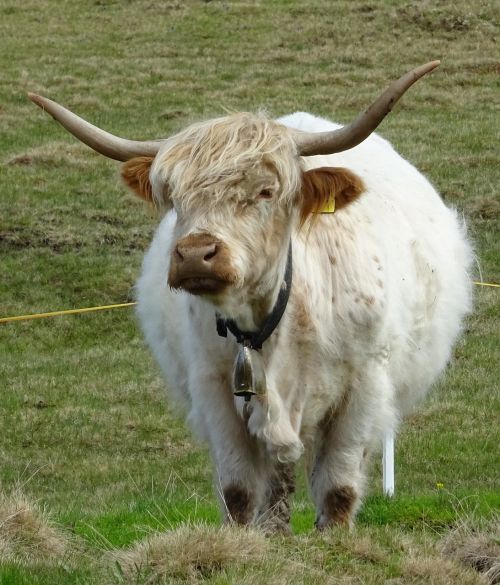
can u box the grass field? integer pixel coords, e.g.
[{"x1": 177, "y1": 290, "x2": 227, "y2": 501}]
[{"x1": 0, "y1": 1, "x2": 499, "y2": 583}]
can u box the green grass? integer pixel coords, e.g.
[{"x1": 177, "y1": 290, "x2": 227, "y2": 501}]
[{"x1": 0, "y1": 0, "x2": 498, "y2": 583}]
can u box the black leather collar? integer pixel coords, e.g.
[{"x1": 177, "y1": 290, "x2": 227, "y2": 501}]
[{"x1": 216, "y1": 243, "x2": 292, "y2": 350}]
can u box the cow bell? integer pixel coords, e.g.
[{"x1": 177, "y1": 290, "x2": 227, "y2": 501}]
[{"x1": 232, "y1": 344, "x2": 267, "y2": 401}]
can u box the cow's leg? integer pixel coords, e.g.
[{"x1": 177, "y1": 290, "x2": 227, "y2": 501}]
[
  {"x1": 310, "y1": 363, "x2": 394, "y2": 529},
  {"x1": 212, "y1": 420, "x2": 266, "y2": 526},
  {"x1": 189, "y1": 373, "x2": 266, "y2": 526},
  {"x1": 257, "y1": 461, "x2": 295, "y2": 533}
]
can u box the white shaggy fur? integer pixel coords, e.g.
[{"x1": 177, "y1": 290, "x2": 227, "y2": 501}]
[{"x1": 136, "y1": 112, "x2": 472, "y2": 527}]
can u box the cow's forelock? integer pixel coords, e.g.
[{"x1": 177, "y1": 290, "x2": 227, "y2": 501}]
[{"x1": 150, "y1": 112, "x2": 301, "y2": 211}]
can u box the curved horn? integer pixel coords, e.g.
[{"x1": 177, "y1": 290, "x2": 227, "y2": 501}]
[
  {"x1": 292, "y1": 61, "x2": 440, "y2": 157},
  {"x1": 28, "y1": 93, "x2": 163, "y2": 162}
]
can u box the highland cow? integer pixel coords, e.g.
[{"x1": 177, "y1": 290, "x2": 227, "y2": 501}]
[{"x1": 29, "y1": 61, "x2": 472, "y2": 531}]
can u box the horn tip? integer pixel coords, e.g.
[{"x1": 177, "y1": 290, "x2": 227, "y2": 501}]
[
  {"x1": 27, "y1": 92, "x2": 45, "y2": 109},
  {"x1": 412, "y1": 60, "x2": 441, "y2": 82},
  {"x1": 421, "y1": 60, "x2": 441, "y2": 75}
]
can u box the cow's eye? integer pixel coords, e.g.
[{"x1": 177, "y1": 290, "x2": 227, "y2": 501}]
[{"x1": 258, "y1": 188, "x2": 273, "y2": 200}]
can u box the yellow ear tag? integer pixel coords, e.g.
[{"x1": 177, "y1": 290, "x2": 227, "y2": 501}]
[{"x1": 319, "y1": 196, "x2": 335, "y2": 214}]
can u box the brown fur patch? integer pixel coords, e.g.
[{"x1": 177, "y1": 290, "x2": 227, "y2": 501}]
[
  {"x1": 363, "y1": 295, "x2": 375, "y2": 306},
  {"x1": 121, "y1": 156, "x2": 155, "y2": 202},
  {"x1": 300, "y1": 167, "x2": 365, "y2": 226},
  {"x1": 291, "y1": 289, "x2": 313, "y2": 331},
  {"x1": 321, "y1": 485, "x2": 357, "y2": 527},
  {"x1": 223, "y1": 485, "x2": 253, "y2": 525}
]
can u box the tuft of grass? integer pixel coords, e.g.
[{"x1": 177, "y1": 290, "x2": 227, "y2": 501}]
[
  {"x1": 1, "y1": 488, "x2": 497, "y2": 585},
  {"x1": 0, "y1": 490, "x2": 72, "y2": 566},
  {"x1": 108, "y1": 523, "x2": 268, "y2": 583}
]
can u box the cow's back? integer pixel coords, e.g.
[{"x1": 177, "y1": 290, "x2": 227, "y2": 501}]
[{"x1": 282, "y1": 112, "x2": 473, "y2": 412}]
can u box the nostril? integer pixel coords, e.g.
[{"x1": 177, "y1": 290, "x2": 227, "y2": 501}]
[
  {"x1": 175, "y1": 246, "x2": 184, "y2": 261},
  {"x1": 204, "y1": 245, "x2": 218, "y2": 262}
]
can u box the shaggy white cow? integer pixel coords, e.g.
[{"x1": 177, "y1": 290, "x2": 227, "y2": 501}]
[{"x1": 29, "y1": 62, "x2": 472, "y2": 531}]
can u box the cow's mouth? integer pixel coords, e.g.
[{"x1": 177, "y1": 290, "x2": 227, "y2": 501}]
[{"x1": 178, "y1": 277, "x2": 230, "y2": 296}]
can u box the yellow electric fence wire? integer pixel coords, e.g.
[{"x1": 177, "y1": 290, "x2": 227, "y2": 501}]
[
  {"x1": 0, "y1": 302, "x2": 136, "y2": 324},
  {"x1": 0, "y1": 282, "x2": 497, "y2": 324},
  {"x1": 473, "y1": 281, "x2": 500, "y2": 288}
]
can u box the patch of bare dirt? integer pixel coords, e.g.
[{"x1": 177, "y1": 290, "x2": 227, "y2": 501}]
[
  {"x1": 0, "y1": 225, "x2": 150, "y2": 253},
  {"x1": 0, "y1": 227, "x2": 84, "y2": 253},
  {"x1": 395, "y1": 4, "x2": 477, "y2": 33},
  {"x1": 468, "y1": 197, "x2": 500, "y2": 220},
  {"x1": 6, "y1": 142, "x2": 94, "y2": 169}
]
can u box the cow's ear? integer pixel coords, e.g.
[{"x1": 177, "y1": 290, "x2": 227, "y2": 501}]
[
  {"x1": 121, "y1": 156, "x2": 155, "y2": 203},
  {"x1": 300, "y1": 167, "x2": 365, "y2": 224}
]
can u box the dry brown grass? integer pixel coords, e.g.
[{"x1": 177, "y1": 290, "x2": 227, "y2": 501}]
[
  {"x1": 317, "y1": 526, "x2": 391, "y2": 565},
  {"x1": 0, "y1": 489, "x2": 72, "y2": 566},
  {"x1": 0, "y1": 490, "x2": 496, "y2": 585},
  {"x1": 109, "y1": 523, "x2": 268, "y2": 583},
  {"x1": 440, "y1": 516, "x2": 500, "y2": 584},
  {"x1": 402, "y1": 556, "x2": 487, "y2": 584}
]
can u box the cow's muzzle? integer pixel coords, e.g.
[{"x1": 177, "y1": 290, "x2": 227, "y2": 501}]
[{"x1": 168, "y1": 233, "x2": 237, "y2": 295}]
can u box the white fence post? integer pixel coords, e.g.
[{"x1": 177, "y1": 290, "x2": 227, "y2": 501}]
[{"x1": 382, "y1": 430, "x2": 395, "y2": 496}]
